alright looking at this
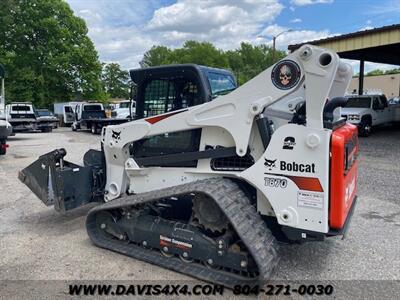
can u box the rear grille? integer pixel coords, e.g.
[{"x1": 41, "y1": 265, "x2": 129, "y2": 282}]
[
  {"x1": 10, "y1": 114, "x2": 35, "y2": 119},
  {"x1": 211, "y1": 154, "x2": 254, "y2": 171}
]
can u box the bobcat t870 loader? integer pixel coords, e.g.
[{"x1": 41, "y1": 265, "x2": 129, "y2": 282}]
[{"x1": 19, "y1": 45, "x2": 358, "y2": 286}]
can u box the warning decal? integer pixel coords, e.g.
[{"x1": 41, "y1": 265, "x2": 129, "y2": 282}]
[
  {"x1": 160, "y1": 235, "x2": 192, "y2": 250},
  {"x1": 297, "y1": 191, "x2": 324, "y2": 209}
]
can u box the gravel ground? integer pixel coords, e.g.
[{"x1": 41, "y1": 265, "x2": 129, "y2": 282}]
[{"x1": 0, "y1": 126, "x2": 399, "y2": 297}]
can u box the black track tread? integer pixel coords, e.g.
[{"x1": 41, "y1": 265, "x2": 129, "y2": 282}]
[{"x1": 86, "y1": 178, "x2": 280, "y2": 287}]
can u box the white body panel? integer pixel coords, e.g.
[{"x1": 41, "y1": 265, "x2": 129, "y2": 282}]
[
  {"x1": 100, "y1": 45, "x2": 353, "y2": 234},
  {"x1": 240, "y1": 124, "x2": 331, "y2": 233}
]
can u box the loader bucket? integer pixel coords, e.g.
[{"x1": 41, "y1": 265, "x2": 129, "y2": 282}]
[{"x1": 18, "y1": 148, "x2": 105, "y2": 212}]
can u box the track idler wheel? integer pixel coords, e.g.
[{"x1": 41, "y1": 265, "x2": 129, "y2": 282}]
[
  {"x1": 95, "y1": 211, "x2": 126, "y2": 241},
  {"x1": 192, "y1": 194, "x2": 229, "y2": 233}
]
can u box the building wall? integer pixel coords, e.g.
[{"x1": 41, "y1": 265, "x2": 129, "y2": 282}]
[{"x1": 349, "y1": 73, "x2": 400, "y2": 97}]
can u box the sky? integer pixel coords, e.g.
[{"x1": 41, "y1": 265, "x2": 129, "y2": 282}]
[{"x1": 66, "y1": 0, "x2": 400, "y2": 72}]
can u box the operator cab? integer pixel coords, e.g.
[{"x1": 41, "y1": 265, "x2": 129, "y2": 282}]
[
  {"x1": 129, "y1": 65, "x2": 237, "y2": 167},
  {"x1": 130, "y1": 64, "x2": 237, "y2": 119}
]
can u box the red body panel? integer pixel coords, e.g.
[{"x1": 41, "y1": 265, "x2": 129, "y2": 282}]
[{"x1": 330, "y1": 124, "x2": 358, "y2": 229}]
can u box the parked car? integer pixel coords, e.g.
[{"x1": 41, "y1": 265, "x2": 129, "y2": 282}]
[
  {"x1": 342, "y1": 94, "x2": 400, "y2": 136},
  {"x1": 35, "y1": 109, "x2": 58, "y2": 129}
]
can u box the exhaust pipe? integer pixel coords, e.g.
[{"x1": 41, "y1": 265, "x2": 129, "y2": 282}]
[
  {"x1": 19, "y1": 148, "x2": 105, "y2": 212},
  {"x1": 323, "y1": 97, "x2": 348, "y2": 123}
]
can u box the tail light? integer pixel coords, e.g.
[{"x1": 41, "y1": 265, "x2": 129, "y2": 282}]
[{"x1": 329, "y1": 124, "x2": 358, "y2": 229}]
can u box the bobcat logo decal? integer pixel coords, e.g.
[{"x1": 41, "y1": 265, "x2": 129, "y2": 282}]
[
  {"x1": 112, "y1": 130, "x2": 121, "y2": 140},
  {"x1": 264, "y1": 158, "x2": 277, "y2": 170}
]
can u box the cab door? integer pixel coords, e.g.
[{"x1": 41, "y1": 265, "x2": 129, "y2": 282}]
[
  {"x1": 378, "y1": 95, "x2": 392, "y2": 124},
  {"x1": 372, "y1": 97, "x2": 385, "y2": 125},
  {"x1": 63, "y1": 106, "x2": 74, "y2": 123},
  {"x1": 75, "y1": 104, "x2": 80, "y2": 121}
]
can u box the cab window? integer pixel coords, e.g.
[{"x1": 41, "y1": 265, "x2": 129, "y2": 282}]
[
  {"x1": 379, "y1": 95, "x2": 388, "y2": 108},
  {"x1": 12, "y1": 105, "x2": 31, "y2": 111},
  {"x1": 206, "y1": 72, "x2": 236, "y2": 97},
  {"x1": 131, "y1": 129, "x2": 202, "y2": 167},
  {"x1": 142, "y1": 79, "x2": 201, "y2": 117},
  {"x1": 143, "y1": 80, "x2": 175, "y2": 117},
  {"x1": 372, "y1": 98, "x2": 383, "y2": 110}
]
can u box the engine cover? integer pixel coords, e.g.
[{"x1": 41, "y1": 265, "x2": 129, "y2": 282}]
[{"x1": 329, "y1": 123, "x2": 358, "y2": 229}]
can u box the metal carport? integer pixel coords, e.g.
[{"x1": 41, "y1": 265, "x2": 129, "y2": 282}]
[{"x1": 288, "y1": 24, "x2": 400, "y2": 95}]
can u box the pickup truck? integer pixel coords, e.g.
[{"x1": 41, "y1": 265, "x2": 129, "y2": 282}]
[
  {"x1": 5, "y1": 102, "x2": 53, "y2": 133},
  {"x1": 35, "y1": 109, "x2": 58, "y2": 130},
  {"x1": 111, "y1": 100, "x2": 136, "y2": 119},
  {"x1": 342, "y1": 94, "x2": 400, "y2": 136},
  {"x1": 72, "y1": 102, "x2": 128, "y2": 134}
]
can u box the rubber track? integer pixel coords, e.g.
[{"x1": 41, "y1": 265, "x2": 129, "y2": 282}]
[{"x1": 86, "y1": 178, "x2": 280, "y2": 287}]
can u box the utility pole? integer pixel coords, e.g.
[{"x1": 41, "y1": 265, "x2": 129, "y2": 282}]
[{"x1": 272, "y1": 29, "x2": 292, "y2": 63}]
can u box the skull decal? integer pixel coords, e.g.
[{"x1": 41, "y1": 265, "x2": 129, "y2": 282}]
[
  {"x1": 279, "y1": 65, "x2": 292, "y2": 86},
  {"x1": 271, "y1": 60, "x2": 301, "y2": 90}
]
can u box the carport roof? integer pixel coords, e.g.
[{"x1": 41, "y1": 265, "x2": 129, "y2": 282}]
[{"x1": 288, "y1": 24, "x2": 400, "y2": 65}]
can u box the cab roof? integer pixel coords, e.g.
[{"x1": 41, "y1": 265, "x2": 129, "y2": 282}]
[{"x1": 130, "y1": 64, "x2": 234, "y2": 85}]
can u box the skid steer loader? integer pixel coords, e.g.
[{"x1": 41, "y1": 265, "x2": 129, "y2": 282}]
[{"x1": 19, "y1": 45, "x2": 358, "y2": 286}]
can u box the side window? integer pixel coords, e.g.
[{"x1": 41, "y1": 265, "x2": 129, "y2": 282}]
[
  {"x1": 379, "y1": 96, "x2": 388, "y2": 108},
  {"x1": 133, "y1": 78, "x2": 204, "y2": 167},
  {"x1": 131, "y1": 129, "x2": 202, "y2": 167},
  {"x1": 143, "y1": 80, "x2": 176, "y2": 117},
  {"x1": 207, "y1": 72, "x2": 236, "y2": 96},
  {"x1": 181, "y1": 82, "x2": 202, "y2": 108},
  {"x1": 372, "y1": 98, "x2": 381, "y2": 110}
]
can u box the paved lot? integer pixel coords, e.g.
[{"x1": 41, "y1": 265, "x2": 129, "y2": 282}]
[{"x1": 0, "y1": 126, "x2": 399, "y2": 291}]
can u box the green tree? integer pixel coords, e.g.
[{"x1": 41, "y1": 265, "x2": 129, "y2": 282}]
[
  {"x1": 0, "y1": 0, "x2": 105, "y2": 107},
  {"x1": 366, "y1": 69, "x2": 384, "y2": 76},
  {"x1": 102, "y1": 63, "x2": 129, "y2": 99},
  {"x1": 140, "y1": 41, "x2": 228, "y2": 69},
  {"x1": 140, "y1": 41, "x2": 285, "y2": 85},
  {"x1": 140, "y1": 46, "x2": 173, "y2": 68},
  {"x1": 226, "y1": 43, "x2": 285, "y2": 85},
  {"x1": 384, "y1": 68, "x2": 400, "y2": 75},
  {"x1": 170, "y1": 41, "x2": 229, "y2": 68}
]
